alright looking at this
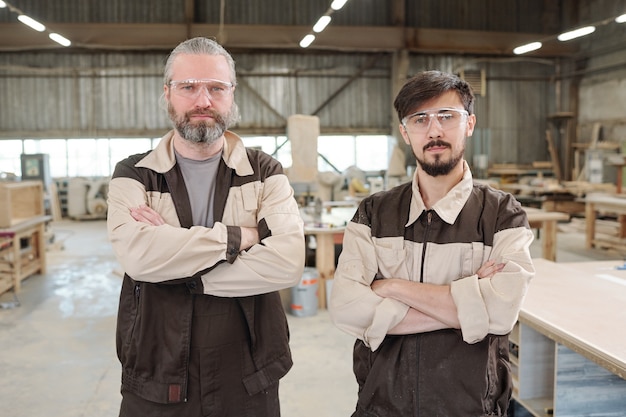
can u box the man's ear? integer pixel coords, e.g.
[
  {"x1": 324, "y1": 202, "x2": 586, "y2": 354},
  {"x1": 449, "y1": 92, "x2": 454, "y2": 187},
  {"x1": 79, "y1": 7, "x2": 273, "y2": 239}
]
[
  {"x1": 466, "y1": 114, "x2": 476, "y2": 137},
  {"x1": 399, "y1": 124, "x2": 411, "y2": 145}
]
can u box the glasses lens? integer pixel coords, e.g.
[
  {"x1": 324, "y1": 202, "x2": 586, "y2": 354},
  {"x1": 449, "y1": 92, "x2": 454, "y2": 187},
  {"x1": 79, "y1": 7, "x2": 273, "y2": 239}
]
[
  {"x1": 170, "y1": 80, "x2": 232, "y2": 100},
  {"x1": 404, "y1": 109, "x2": 466, "y2": 133}
]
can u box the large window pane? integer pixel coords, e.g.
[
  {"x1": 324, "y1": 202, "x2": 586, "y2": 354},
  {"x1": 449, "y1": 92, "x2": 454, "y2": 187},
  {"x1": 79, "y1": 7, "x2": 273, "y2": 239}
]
[
  {"x1": 355, "y1": 135, "x2": 391, "y2": 171},
  {"x1": 109, "y1": 138, "x2": 155, "y2": 175},
  {"x1": 318, "y1": 135, "x2": 355, "y2": 172},
  {"x1": 24, "y1": 139, "x2": 68, "y2": 177},
  {"x1": 242, "y1": 136, "x2": 292, "y2": 169},
  {"x1": 0, "y1": 140, "x2": 23, "y2": 177}
]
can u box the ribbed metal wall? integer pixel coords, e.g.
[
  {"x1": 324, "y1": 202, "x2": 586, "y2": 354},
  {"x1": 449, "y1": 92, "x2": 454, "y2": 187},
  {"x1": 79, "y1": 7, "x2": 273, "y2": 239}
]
[
  {"x1": 406, "y1": 0, "x2": 557, "y2": 33},
  {"x1": 1, "y1": 0, "x2": 625, "y2": 171},
  {"x1": 576, "y1": 0, "x2": 626, "y2": 144},
  {"x1": 0, "y1": 50, "x2": 393, "y2": 137},
  {"x1": 0, "y1": 52, "x2": 167, "y2": 137}
]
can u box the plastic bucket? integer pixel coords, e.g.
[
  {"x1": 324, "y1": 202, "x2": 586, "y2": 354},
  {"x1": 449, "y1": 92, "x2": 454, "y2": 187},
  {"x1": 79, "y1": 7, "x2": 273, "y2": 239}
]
[{"x1": 290, "y1": 267, "x2": 319, "y2": 317}]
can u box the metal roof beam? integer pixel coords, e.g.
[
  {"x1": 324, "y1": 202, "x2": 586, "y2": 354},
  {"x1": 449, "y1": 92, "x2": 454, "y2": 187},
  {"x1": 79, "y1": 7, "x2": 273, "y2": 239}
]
[{"x1": 0, "y1": 23, "x2": 578, "y2": 57}]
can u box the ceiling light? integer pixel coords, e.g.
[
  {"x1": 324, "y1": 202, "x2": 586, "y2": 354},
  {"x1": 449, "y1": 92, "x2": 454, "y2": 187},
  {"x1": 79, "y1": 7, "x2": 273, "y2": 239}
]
[
  {"x1": 616, "y1": 14, "x2": 626, "y2": 23},
  {"x1": 49, "y1": 32, "x2": 71, "y2": 47},
  {"x1": 299, "y1": 34, "x2": 315, "y2": 48},
  {"x1": 0, "y1": 1, "x2": 7, "y2": 8},
  {"x1": 17, "y1": 14, "x2": 46, "y2": 32},
  {"x1": 313, "y1": 15, "x2": 332, "y2": 33},
  {"x1": 513, "y1": 41, "x2": 542, "y2": 55},
  {"x1": 557, "y1": 25, "x2": 595, "y2": 41},
  {"x1": 330, "y1": 0, "x2": 348, "y2": 11}
]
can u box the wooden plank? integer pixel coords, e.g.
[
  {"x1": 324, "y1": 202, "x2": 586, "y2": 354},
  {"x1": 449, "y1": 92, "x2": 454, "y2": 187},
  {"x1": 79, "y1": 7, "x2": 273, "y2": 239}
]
[
  {"x1": 521, "y1": 259, "x2": 626, "y2": 379},
  {"x1": 545, "y1": 129, "x2": 562, "y2": 182}
]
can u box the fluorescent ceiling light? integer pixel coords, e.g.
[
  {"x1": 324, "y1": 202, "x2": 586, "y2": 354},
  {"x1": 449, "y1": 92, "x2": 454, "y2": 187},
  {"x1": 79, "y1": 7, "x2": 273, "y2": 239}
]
[
  {"x1": 299, "y1": 34, "x2": 315, "y2": 48},
  {"x1": 513, "y1": 41, "x2": 542, "y2": 55},
  {"x1": 330, "y1": 0, "x2": 348, "y2": 11},
  {"x1": 616, "y1": 14, "x2": 626, "y2": 23},
  {"x1": 0, "y1": 1, "x2": 7, "y2": 8},
  {"x1": 557, "y1": 25, "x2": 595, "y2": 41},
  {"x1": 49, "y1": 32, "x2": 71, "y2": 47},
  {"x1": 313, "y1": 15, "x2": 331, "y2": 33},
  {"x1": 18, "y1": 14, "x2": 46, "y2": 32}
]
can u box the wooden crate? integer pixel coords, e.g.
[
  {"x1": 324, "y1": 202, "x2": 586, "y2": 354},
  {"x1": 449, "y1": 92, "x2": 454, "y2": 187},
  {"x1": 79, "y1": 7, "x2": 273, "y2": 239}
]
[{"x1": 0, "y1": 181, "x2": 44, "y2": 228}]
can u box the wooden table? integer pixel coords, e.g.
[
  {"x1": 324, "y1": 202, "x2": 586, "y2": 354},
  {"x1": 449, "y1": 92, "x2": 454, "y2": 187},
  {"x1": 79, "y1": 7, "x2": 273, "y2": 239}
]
[
  {"x1": 513, "y1": 258, "x2": 626, "y2": 416},
  {"x1": 303, "y1": 225, "x2": 345, "y2": 309},
  {"x1": 0, "y1": 215, "x2": 50, "y2": 295},
  {"x1": 523, "y1": 207, "x2": 569, "y2": 261},
  {"x1": 584, "y1": 193, "x2": 626, "y2": 250}
]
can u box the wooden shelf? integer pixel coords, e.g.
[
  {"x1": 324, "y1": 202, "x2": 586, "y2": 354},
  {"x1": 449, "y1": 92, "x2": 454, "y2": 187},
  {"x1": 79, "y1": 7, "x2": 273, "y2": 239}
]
[{"x1": 0, "y1": 215, "x2": 50, "y2": 295}]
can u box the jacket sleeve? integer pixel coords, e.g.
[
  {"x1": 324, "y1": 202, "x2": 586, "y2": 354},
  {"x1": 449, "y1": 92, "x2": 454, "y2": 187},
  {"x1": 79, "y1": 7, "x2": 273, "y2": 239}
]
[
  {"x1": 201, "y1": 173, "x2": 305, "y2": 296},
  {"x1": 328, "y1": 220, "x2": 410, "y2": 351},
  {"x1": 451, "y1": 224, "x2": 535, "y2": 344}
]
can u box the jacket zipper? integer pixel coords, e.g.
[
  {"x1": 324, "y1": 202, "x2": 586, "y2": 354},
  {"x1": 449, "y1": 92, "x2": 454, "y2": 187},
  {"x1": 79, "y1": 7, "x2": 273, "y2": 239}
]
[
  {"x1": 416, "y1": 210, "x2": 432, "y2": 416},
  {"x1": 419, "y1": 210, "x2": 432, "y2": 283}
]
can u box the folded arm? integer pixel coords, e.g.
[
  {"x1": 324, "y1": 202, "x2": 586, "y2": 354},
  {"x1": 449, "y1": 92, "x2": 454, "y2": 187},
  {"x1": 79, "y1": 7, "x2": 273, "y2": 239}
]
[
  {"x1": 107, "y1": 172, "x2": 305, "y2": 295},
  {"x1": 371, "y1": 260, "x2": 504, "y2": 334}
]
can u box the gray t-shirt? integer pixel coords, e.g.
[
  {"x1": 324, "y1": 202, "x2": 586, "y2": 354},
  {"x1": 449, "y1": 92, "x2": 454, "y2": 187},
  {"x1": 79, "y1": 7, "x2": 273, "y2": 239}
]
[{"x1": 175, "y1": 150, "x2": 222, "y2": 227}]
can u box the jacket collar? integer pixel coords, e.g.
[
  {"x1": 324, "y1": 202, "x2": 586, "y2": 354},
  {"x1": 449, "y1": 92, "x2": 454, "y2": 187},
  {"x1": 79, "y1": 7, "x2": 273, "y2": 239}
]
[
  {"x1": 406, "y1": 160, "x2": 473, "y2": 226},
  {"x1": 135, "y1": 130, "x2": 254, "y2": 176}
]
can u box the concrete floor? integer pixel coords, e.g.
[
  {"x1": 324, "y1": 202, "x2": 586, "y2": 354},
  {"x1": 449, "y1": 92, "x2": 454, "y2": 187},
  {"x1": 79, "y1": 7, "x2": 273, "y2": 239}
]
[{"x1": 0, "y1": 218, "x2": 622, "y2": 417}]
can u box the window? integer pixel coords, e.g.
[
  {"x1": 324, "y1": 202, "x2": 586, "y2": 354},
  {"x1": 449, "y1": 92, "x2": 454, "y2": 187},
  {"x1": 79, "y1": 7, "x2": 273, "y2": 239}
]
[
  {"x1": 0, "y1": 140, "x2": 23, "y2": 177},
  {"x1": 2, "y1": 134, "x2": 391, "y2": 179},
  {"x1": 318, "y1": 135, "x2": 391, "y2": 173}
]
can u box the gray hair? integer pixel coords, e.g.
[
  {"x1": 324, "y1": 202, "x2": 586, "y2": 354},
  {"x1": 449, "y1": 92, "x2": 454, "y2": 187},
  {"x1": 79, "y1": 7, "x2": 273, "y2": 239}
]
[{"x1": 163, "y1": 37, "x2": 237, "y2": 86}]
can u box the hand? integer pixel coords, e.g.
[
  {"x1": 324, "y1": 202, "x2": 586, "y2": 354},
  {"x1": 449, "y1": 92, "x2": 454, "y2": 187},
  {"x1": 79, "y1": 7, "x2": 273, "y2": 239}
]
[
  {"x1": 129, "y1": 205, "x2": 166, "y2": 226},
  {"x1": 240, "y1": 226, "x2": 259, "y2": 251},
  {"x1": 476, "y1": 259, "x2": 505, "y2": 279}
]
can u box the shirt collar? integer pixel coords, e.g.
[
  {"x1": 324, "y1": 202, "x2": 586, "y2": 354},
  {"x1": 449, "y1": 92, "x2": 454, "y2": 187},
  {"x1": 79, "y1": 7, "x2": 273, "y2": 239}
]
[{"x1": 406, "y1": 160, "x2": 474, "y2": 226}]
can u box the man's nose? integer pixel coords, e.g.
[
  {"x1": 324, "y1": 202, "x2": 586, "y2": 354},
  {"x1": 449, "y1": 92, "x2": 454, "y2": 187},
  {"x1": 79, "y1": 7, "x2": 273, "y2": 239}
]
[
  {"x1": 427, "y1": 116, "x2": 444, "y2": 136},
  {"x1": 193, "y1": 86, "x2": 213, "y2": 106}
]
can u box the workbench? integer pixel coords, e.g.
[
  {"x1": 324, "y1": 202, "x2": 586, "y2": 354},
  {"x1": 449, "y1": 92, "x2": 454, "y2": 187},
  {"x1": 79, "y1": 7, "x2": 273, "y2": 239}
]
[
  {"x1": 522, "y1": 207, "x2": 569, "y2": 262},
  {"x1": 584, "y1": 193, "x2": 626, "y2": 251},
  {"x1": 0, "y1": 215, "x2": 50, "y2": 295},
  {"x1": 512, "y1": 259, "x2": 626, "y2": 416},
  {"x1": 303, "y1": 224, "x2": 345, "y2": 309}
]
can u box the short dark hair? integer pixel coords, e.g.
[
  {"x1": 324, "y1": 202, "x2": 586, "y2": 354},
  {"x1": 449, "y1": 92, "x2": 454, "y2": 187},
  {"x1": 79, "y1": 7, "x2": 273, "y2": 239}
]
[{"x1": 393, "y1": 70, "x2": 475, "y2": 122}]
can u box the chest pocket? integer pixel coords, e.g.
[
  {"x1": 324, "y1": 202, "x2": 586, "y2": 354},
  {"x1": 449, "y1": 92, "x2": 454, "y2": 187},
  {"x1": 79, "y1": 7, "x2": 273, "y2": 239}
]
[
  {"x1": 241, "y1": 182, "x2": 260, "y2": 211},
  {"x1": 223, "y1": 181, "x2": 261, "y2": 226}
]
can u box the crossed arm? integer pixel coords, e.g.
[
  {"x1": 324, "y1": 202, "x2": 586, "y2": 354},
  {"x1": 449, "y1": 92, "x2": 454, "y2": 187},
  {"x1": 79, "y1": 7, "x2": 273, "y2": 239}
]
[
  {"x1": 129, "y1": 204, "x2": 260, "y2": 252},
  {"x1": 371, "y1": 260, "x2": 504, "y2": 335}
]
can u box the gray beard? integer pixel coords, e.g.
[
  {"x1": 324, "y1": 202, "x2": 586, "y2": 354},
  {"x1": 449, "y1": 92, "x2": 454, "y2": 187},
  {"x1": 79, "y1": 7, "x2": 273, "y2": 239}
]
[
  {"x1": 168, "y1": 103, "x2": 239, "y2": 145},
  {"x1": 179, "y1": 119, "x2": 225, "y2": 145}
]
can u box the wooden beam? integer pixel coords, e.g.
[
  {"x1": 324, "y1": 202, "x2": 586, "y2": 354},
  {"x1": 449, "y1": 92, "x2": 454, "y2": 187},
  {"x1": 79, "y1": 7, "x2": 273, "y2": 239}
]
[{"x1": 0, "y1": 23, "x2": 579, "y2": 57}]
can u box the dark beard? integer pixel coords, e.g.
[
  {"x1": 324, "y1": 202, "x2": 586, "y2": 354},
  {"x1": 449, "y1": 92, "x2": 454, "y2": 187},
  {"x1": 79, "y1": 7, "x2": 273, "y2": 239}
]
[
  {"x1": 168, "y1": 103, "x2": 239, "y2": 145},
  {"x1": 415, "y1": 140, "x2": 464, "y2": 177}
]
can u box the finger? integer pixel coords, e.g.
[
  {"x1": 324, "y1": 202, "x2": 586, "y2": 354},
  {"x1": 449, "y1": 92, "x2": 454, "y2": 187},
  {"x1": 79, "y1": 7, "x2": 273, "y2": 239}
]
[
  {"x1": 142, "y1": 209, "x2": 165, "y2": 225},
  {"x1": 130, "y1": 207, "x2": 164, "y2": 226}
]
